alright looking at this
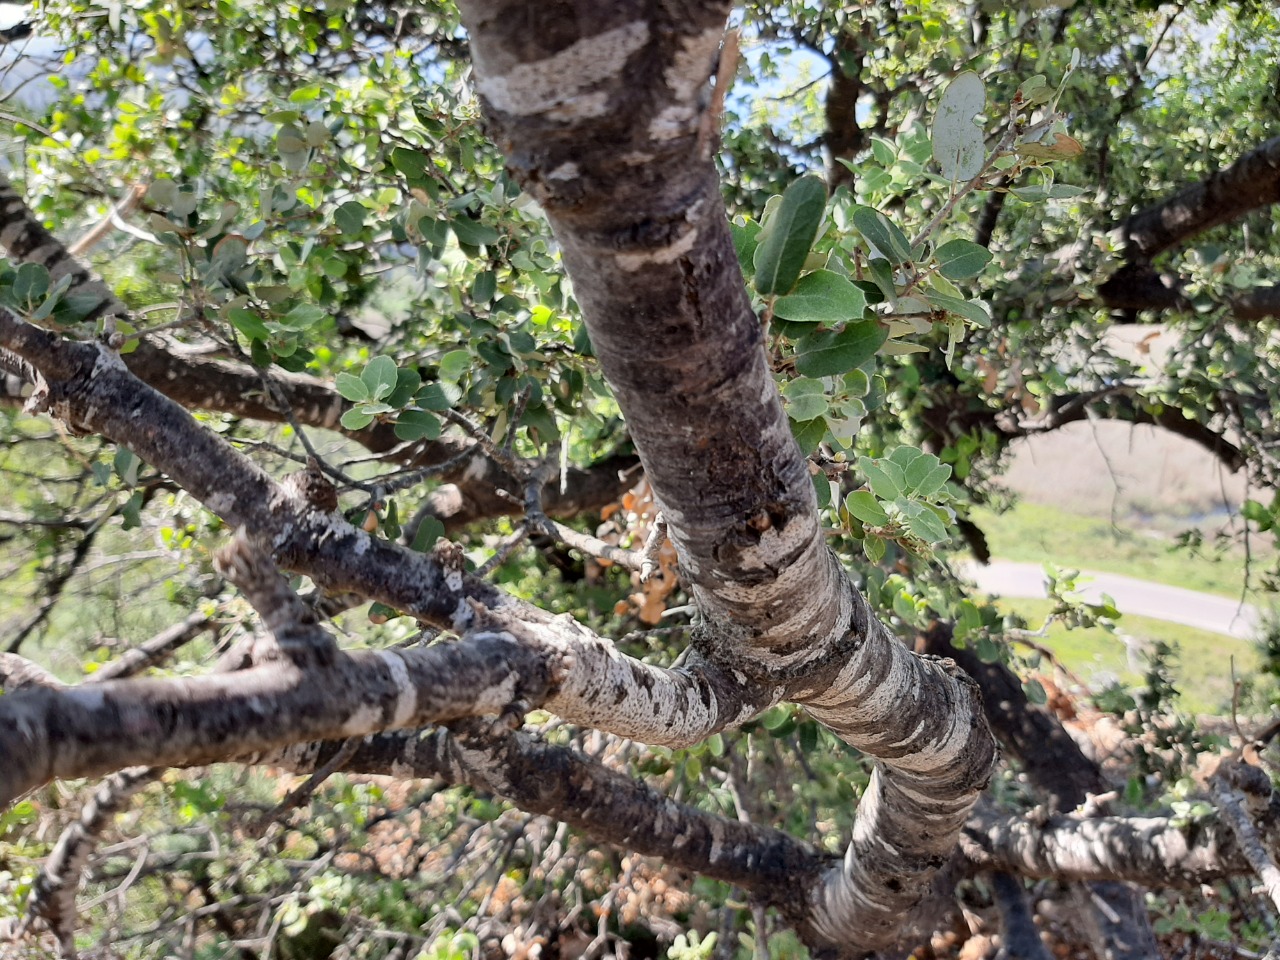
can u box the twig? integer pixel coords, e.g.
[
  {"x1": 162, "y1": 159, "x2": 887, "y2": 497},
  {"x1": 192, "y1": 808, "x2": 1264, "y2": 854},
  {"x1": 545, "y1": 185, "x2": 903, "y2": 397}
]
[
  {"x1": 90, "y1": 609, "x2": 221, "y2": 682},
  {"x1": 476, "y1": 523, "x2": 533, "y2": 577},
  {"x1": 248, "y1": 738, "x2": 362, "y2": 838},
  {"x1": 442, "y1": 408, "x2": 525, "y2": 476},
  {"x1": 910, "y1": 118, "x2": 1020, "y2": 250},
  {"x1": 1211, "y1": 763, "x2": 1280, "y2": 917},
  {"x1": 639, "y1": 513, "x2": 668, "y2": 584}
]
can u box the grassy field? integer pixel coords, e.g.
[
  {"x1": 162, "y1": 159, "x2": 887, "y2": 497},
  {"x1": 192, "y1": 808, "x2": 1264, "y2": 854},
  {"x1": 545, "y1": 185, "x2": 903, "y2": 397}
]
[
  {"x1": 971, "y1": 500, "x2": 1265, "y2": 600},
  {"x1": 999, "y1": 597, "x2": 1263, "y2": 716}
]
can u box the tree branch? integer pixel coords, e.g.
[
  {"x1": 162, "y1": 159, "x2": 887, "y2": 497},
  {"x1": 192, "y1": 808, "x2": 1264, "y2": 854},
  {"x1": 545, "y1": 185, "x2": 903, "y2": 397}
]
[
  {"x1": 0, "y1": 170, "x2": 636, "y2": 529},
  {"x1": 455, "y1": 4, "x2": 996, "y2": 950},
  {"x1": 256, "y1": 724, "x2": 827, "y2": 921},
  {"x1": 1117, "y1": 135, "x2": 1280, "y2": 261}
]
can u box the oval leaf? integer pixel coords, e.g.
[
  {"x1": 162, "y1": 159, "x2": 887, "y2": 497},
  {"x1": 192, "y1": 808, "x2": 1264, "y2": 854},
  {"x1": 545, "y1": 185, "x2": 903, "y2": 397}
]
[
  {"x1": 773, "y1": 269, "x2": 868, "y2": 324},
  {"x1": 932, "y1": 71, "x2": 986, "y2": 181},
  {"x1": 361, "y1": 356, "x2": 399, "y2": 401},
  {"x1": 753, "y1": 174, "x2": 827, "y2": 296},
  {"x1": 793, "y1": 321, "x2": 887, "y2": 378},
  {"x1": 849, "y1": 206, "x2": 913, "y2": 266},
  {"x1": 934, "y1": 238, "x2": 993, "y2": 281}
]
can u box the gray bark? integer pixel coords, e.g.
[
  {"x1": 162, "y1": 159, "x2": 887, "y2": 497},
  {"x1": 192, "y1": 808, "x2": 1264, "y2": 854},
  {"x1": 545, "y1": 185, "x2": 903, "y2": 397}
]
[{"x1": 454, "y1": 2, "x2": 996, "y2": 950}]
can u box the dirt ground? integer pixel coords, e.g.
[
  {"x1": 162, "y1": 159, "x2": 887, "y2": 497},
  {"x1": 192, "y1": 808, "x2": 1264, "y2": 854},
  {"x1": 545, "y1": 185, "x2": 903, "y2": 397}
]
[{"x1": 997, "y1": 420, "x2": 1250, "y2": 525}]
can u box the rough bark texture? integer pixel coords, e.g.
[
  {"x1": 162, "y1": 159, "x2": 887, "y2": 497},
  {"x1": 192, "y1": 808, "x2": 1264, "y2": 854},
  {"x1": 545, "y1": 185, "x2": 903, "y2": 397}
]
[
  {"x1": 259, "y1": 725, "x2": 827, "y2": 920},
  {"x1": 0, "y1": 307, "x2": 778, "y2": 793},
  {"x1": 1117, "y1": 135, "x2": 1280, "y2": 260},
  {"x1": 454, "y1": 3, "x2": 996, "y2": 950},
  {"x1": 963, "y1": 807, "x2": 1260, "y2": 884}
]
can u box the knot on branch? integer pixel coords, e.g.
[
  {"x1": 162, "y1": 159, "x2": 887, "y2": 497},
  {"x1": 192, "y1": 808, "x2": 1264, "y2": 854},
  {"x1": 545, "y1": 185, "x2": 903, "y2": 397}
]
[{"x1": 280, "y1": 456, "x2": 339, "y2": 513}]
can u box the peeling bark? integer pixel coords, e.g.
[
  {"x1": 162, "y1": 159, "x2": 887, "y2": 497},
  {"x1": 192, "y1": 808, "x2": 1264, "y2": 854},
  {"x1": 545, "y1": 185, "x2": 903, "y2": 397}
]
[
  {"x1": 455, "y1": 3, "x2": 996, "y2": 950},
  {"x1": 963, "y1": 807, "x2": 1262, "y2": 885}
]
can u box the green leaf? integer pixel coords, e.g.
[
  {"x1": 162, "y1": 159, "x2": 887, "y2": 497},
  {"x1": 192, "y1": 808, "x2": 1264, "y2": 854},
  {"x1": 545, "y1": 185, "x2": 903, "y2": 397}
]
[
  {"x1": 12, "y1": 263, "x2": 50, "y2": 307},
  {"x1": 361, "y1": 356, "x2": 399, "y2": 400},
  {"x1": 417, "y1": 382, "x2": 456, "y2": 410},
  {"x1": 848, "y1": 206, "x2": 913, "y2": 266},
  {"x1": 334, "y1": 200, "x2": 367, "y2": 235},
  {"x1": 753, "y1": 174, "x2": 827, "y2": 295},
  {"x1": 903, "y1": 502, "x2": 949, "y2": 543},
  {"x1": 934, "y1": 238, "x2": 993, "y2": 280},
  {"x1": 793, "y1": 321, "x2": 887, "y2": 378},
  {"x1": 335, "y1": 372, "x2": 369, "y2": 402},
  {"x1": 863, "y1": 534, "x2": 886, "y2": 563},
  {"x1": 390, "y1": 146, "x2": 431, "y2": 187},
  {"x1": 730, "y1": 219, "x2": 761, "y2": 275},
  {"x1": 1243, "y1": 499, "x2": 1272, "y2": 528},
  {"x1": 931, "y1": 71, "x2": 986, "y2": 180},
  {"x1": 1009, "y1": 183, "x2": 1087, "y2": 202},
  {"x1": 450, "y1": 216, "x2": 500, "y2": 248},
  {"x1": 773, "y1": 269, "x2": 868, "y2": 324},
  {"x1": 394, "y1": 409, "x2": 442, "y2": 441},
  {"x1": 813, "y1": 473, "x2": 832, "y2": 510},
  {"x1": 924, "y1": 291, "x2": 992, "y2": 327},
  {"x1": 228, "y1": 307, "x2": 269, "y2": 342},
  {"x1": 845, "y1": 490, "x2": 888, "y2": 526},
  {"x1": 789, "y1": 417, "x2": 826, "y2": 455},
  {"x1": 472, "y1": 269, "x2": 497, "y2": 304},
  {"x1": 781, "y1": 377, "x2": 828, "y2": 421},
  {"x1": 411, "y1": 515, "x2": 445, "y2": 552},
  {"x1": 908, "y1": 458, "x2": 952, "y2": 498},
  {"x1": 870, "y1": 136, "x2": 896, "y2": 166},
  {"x1": 857, "y1": 456, "x2": 904, "y2": 500},
  {"x1": 386, "y1": 367, "x2": 422, "y2": 408},
  {"x1": 340, "y1": 407, "x2": 375, "y2": 430},
  {"x1": 114, "y1": 447, "x2": 140, "y2": 487},
  {"x1": 438, "y1": 349, "x2": 472, "y2": 382},
  {"x1": 279, "y1": 303, "x2": 327, "y2": 330},
  {"x1": 1023, "y1": 679, "x2": 1048, "y2": 706}
]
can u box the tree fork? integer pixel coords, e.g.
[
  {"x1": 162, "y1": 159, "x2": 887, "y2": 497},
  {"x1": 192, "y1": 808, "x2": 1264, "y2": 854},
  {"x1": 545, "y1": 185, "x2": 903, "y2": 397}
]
[{"x1": 455, "y1": 2, "x2": 997, "y2": 950}]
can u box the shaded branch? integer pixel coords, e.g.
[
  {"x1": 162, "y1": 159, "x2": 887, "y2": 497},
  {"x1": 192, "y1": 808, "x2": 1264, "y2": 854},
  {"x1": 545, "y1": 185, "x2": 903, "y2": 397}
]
[
  {"x1": 257, "y1": 724, "x2": 826, "y2": 922},
  {"x1": 1117, "y1": 135, "x2": 1280, "y2": 260}
]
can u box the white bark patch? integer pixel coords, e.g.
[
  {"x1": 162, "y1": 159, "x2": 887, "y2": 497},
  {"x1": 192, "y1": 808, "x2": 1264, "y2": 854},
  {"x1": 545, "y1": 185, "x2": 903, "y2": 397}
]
[
  {"x1": 665, "y1": 26, "x2": 724, "y2": 102},
  {"x1": 92, "y1": 343, "x2": 126, "y2": 375},
  {"x1": 648, "y1": 104, "x2": 696, "y2": 141},
  {"x1": 615, "y1": 227, "x2": 698, "y2": 271},
  {"x1": 378, "y1": 650, "x2": 418, "y2": 728},
  {"x1": 352, "y1": 529, "x2": 371, "y2": 555},
  {"x1": 341, "y1": 704, "x2": 383, "y2": 736},
  {"x1": 475, "y1": 21, "x2": 649, "y2": 121},
  {"x1": 547, "y1": 162, "x2": 580, "y2": 181}
]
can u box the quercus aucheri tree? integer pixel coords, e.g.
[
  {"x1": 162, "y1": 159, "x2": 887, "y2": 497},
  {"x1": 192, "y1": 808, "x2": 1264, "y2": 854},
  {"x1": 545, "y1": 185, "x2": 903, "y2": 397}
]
[{"x1": 1, "y1": 1, "x2": 1279, "y2": 958}]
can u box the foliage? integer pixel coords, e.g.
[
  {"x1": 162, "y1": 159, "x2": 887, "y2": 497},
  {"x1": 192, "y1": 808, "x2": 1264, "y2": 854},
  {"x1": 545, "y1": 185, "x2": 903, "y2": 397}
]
[{"x1": 1, "y1": 0, "x2": 1279, "y2": 956}]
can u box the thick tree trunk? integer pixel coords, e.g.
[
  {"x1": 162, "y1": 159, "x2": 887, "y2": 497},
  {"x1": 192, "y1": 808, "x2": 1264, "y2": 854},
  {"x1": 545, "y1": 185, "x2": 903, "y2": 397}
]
[{"x1": 455, "y1": 2, "x2": 996, "y2": 950}]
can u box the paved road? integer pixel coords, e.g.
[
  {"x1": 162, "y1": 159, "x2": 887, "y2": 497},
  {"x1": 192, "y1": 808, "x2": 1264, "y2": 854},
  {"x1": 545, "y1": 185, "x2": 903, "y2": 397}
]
[{"x1": 956, "y1": 561, "x2": 1262, "y2": 640}]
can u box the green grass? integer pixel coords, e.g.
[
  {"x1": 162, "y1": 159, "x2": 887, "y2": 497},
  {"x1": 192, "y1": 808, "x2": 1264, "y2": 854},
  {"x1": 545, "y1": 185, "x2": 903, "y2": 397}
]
[
  {"x1": 997, "y1": 597, "x2": 1261, "y2": 716},
  {"x1": 971, "y1": 501, "x2": 1264, "y2": 599}
]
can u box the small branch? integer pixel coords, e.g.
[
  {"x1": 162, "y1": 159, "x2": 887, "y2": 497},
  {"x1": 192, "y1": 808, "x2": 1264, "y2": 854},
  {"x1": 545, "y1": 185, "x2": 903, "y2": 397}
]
[
  {"x1": 248, "y1": 737, "x2": 361, "y2": 837},
  {"x1": 66, "y1": 183, "x2": 149, "y2": 257},
  {"x1": 991, "y1": 871, "x2": 1053, "y2": 960},
  {"x1": 1212, "y1": 762, "x2": 1280, "y2": 914},
  {"x1": 639, "y1": 513, "x2": 668, "y2": 584},
  {"x1": 90, "y1": 609, "x2": 221, "y2": 682}
]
